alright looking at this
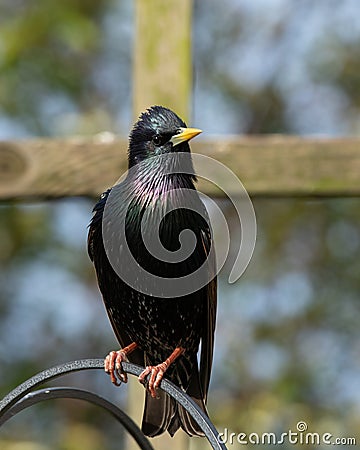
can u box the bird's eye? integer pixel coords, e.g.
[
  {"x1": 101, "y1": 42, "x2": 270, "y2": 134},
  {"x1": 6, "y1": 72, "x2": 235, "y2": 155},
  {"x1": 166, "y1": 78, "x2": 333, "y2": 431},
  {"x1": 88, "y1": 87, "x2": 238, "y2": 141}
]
[{"x1": 152, "y1": 134, "x2": 163, "y2": 146}]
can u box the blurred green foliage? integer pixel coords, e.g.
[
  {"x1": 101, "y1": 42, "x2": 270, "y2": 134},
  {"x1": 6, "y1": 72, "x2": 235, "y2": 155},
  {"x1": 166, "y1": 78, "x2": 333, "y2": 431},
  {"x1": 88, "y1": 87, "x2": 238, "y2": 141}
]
[
  {"x1": 1, "y1": 1, "x2": 360, "y2": 449},
  {"x1": 0, "y1": 0, "x2": 132, "y2": 137}
]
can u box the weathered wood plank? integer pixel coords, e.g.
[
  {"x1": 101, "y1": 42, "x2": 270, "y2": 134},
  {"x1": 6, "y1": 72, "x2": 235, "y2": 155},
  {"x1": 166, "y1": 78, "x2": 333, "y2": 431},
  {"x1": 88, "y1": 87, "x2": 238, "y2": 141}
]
[
  {"x1": 133, "y1": 0, "x2": 192, "y2": 121},
  {"x1": 0, "y1": 135, "x2": 359, "y2": 200},
  {"x1": 0, "y1": 135, "x2": 128, "y2": 200},
  {"x1": 196, "y1": 135, "x2": 360, "y2": 197}
]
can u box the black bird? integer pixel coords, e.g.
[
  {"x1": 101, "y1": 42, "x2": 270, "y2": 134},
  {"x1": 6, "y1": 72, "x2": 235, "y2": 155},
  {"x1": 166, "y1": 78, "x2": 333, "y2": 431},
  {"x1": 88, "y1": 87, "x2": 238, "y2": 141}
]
[{"x1": 88, "y1": 106, "x2": 217, "y2": 437}]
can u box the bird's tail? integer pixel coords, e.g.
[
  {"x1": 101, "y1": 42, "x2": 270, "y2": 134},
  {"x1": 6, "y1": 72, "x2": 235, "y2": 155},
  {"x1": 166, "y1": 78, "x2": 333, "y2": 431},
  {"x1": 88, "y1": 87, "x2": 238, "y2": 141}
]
[{"x1": 141, "y1": 363, "x2": 207, "y2": 437}]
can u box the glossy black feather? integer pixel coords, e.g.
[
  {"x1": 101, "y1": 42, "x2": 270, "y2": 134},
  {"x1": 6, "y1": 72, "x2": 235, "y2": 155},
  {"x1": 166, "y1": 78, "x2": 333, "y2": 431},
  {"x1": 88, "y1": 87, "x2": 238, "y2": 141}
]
[{"x1": 88, "y1": 106, "x2": 217, "y2": 437}]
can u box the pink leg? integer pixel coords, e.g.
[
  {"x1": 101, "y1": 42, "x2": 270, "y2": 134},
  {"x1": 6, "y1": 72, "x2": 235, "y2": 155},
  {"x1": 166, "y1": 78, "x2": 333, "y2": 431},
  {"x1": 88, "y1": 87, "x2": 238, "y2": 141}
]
[
  {"x1": 138, "y1": 347, "x2": 184, "y2": 398},
  {"x1": 104, "y1": 342, "x2": 138, "y2": 386}
]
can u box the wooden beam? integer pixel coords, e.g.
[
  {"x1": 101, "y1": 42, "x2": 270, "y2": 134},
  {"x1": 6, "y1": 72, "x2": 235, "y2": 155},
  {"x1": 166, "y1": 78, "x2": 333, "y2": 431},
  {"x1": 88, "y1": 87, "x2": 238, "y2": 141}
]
[
  {"x1": 0, "y1": 135, "x2": 359, "y2": 200},
  {"x1": 133, "y1": 0, "x2": 192, "y2": 121},
  {"x1": 196, "y1": 135, "x2": 360, "y2": 197}
]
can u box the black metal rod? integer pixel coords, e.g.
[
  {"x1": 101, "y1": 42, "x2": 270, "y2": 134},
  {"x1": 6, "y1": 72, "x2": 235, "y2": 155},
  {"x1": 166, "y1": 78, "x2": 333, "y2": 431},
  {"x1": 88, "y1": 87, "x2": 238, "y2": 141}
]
[
  {"x1": 0, "y1": 359, "x2": 227, "y2": 449},
  {"x1": 1, "y1": 386, "x2": 154, "y2": 450}
]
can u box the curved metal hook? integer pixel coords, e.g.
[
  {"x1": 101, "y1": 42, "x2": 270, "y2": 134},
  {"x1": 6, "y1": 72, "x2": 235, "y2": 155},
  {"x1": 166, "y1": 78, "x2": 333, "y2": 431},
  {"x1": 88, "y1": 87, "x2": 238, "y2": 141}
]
[
  {"x1": 0, "y1": 359, "x2": 227, "y2": 449},
  {"x1": 1, "y1": 386, "x2": 154, "y2": 450}
]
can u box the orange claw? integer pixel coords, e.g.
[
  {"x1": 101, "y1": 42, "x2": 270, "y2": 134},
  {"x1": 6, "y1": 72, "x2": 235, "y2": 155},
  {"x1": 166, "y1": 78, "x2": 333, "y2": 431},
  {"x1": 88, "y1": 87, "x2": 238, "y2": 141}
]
[
  {"x1": 104, "y1": 342, "x2": 138, "y2": 386},
  {"x1": 138, "y1": 347, "x2": 184, "y2": 398},
  {"x1": 138, "y1": 362, "x2": 168, "y2": 398}
]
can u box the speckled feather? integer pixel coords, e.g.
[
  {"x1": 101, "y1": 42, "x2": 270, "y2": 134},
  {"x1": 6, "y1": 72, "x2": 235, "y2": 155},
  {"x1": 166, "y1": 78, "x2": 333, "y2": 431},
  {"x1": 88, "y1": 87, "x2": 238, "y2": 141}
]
[{"x1": 88, "y1": 106, "x2": 217, "y2": 437}]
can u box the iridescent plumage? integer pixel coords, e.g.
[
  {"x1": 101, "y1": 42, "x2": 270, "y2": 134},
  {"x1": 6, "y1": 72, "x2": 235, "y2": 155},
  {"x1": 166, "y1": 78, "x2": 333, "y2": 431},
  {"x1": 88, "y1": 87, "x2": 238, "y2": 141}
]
[{"x1": 88, "y1": 106, "x2": 217, "y2": 437}]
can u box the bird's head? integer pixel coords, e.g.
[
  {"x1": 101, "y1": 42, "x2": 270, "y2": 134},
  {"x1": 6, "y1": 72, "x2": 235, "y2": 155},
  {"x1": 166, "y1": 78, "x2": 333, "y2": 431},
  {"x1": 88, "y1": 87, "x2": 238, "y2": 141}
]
[{"x1": 128, "y1": 105, "x2": 202, "y2": 168}]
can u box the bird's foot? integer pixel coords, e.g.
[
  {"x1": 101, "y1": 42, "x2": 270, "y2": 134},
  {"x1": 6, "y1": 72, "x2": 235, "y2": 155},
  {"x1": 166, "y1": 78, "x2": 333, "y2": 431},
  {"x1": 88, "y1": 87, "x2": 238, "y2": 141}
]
[
  {"x1": 104, "y1": 342, "x2": 138, "y2": 386},
  {"x1": 138, "y1": 362, "x2": 168, "y2": 398},
  {"x1": 104, "y1": 350, "x2": 128, "y2": 386},
  {"x1": 138, "y1": 347, "x2": 185, "y2": 398}
]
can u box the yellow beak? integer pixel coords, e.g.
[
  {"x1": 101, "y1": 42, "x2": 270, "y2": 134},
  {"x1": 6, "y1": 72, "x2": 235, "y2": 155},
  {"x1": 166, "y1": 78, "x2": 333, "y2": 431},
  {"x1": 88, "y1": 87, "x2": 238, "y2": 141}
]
[{"x1": 170, "y1": 127, "x2": 202, "y2": 147}]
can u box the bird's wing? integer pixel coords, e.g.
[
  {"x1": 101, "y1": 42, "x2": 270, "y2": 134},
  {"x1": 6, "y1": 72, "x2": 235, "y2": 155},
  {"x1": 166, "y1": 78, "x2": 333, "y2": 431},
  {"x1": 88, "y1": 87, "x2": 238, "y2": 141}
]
[
  {"x1": 88, "y1": 188, "x2": 144, "y2": 366},
  {"x1": 199, "y1": 228, "x2": 217, "y2": 403},
  {"x1": 87, "y1": 188, "x2": 110, "y2": 262}
]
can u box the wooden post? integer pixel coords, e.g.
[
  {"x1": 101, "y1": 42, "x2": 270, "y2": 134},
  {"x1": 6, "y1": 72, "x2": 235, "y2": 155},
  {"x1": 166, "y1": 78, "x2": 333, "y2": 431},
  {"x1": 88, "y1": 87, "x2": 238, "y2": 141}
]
[
  {"x1": 127, "y1": 1, "x2": 192, "y2": 449},
  {"x1": 133, "y1": 0, "x2": 192, "y2": 122}
]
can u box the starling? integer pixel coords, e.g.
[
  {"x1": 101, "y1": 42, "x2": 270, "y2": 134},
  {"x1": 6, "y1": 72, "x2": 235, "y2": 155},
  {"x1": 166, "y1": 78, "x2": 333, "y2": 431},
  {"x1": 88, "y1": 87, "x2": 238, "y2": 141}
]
[{"x1": 88, "y1": 106, "x2": 217, "y2": 437}]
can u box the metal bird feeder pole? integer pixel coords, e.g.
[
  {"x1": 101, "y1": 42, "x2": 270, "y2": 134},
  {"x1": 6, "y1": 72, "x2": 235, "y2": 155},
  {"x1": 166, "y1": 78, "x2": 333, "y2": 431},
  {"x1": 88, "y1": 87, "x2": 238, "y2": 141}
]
[{"x1": 0, "y1": 360, "x2": 227, "y2": 450}]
